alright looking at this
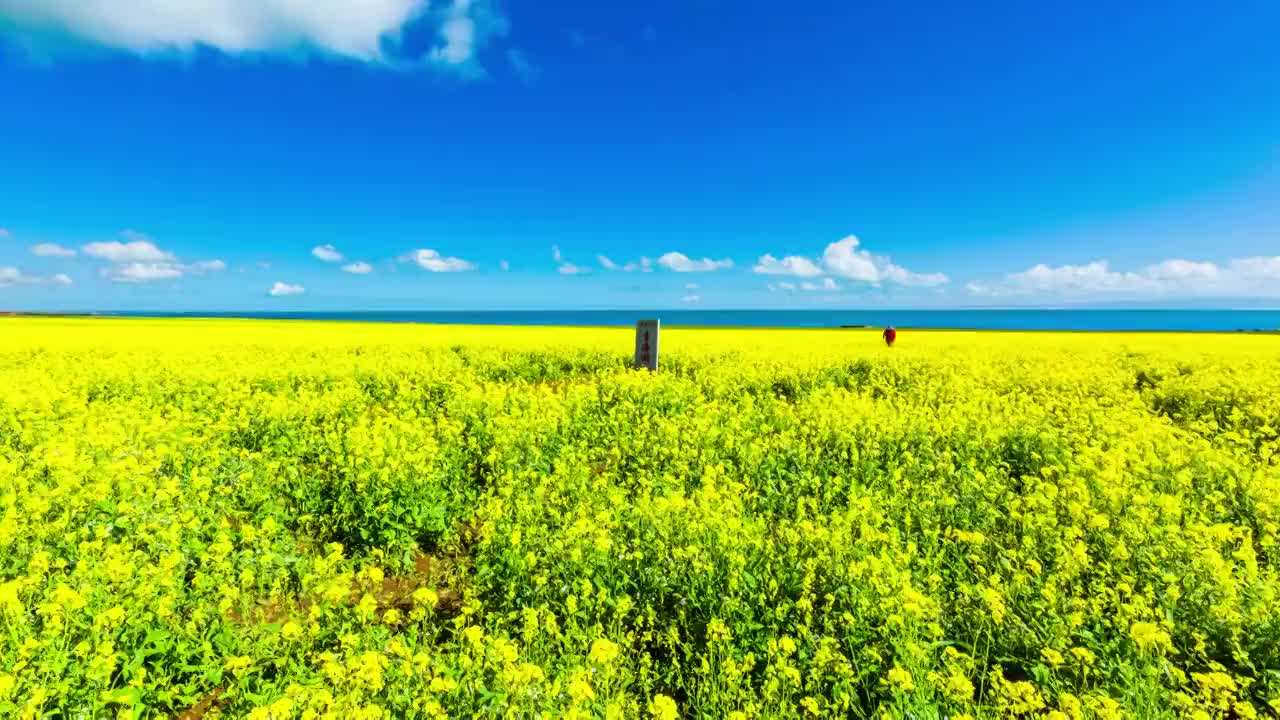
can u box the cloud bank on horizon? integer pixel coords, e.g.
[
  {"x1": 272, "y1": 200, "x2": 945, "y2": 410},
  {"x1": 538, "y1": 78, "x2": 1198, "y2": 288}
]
[
  {"x1": 968, "y1": 257, "x2": 1280, "y2": 302},
  {"x1": 4, "y1": 224, "x2": 1280, "y2": 306}
]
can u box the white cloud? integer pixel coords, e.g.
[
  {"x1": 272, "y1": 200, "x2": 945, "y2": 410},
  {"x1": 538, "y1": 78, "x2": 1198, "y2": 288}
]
[
  {"x1": 998, "y1": 261, "x2": 1154, "y2": 297},
  {"x1": 31, "y1": 242, "x2": 76, "y2": 257},
  {"x1": 680, "y1": 294, "x2": 701, "y2": 303},
  {"x1": 187, "y1": 259, "x2": 226, "y2": 274},
  {"x1": 1143, "y1": 258, "x2": 1220, "y2": 283},
  {"x1": 0, "y1": 228, "x2": 9, "y2": 239},
  {"x1": 80, "y1": 231, "x2": 221, "y2": 281},
  {"x1": 269, "y1": 281, "x2": 305, "y2": 296},
  {"x1": 821, "y1": 236, "x2": 882, "y2": 283},
  {"x1": 598, "y1": 255, "x2": 619, "y2": 270},
  {"x1": 1227, "y1": 256, "x2": 1280, "y2": 280},
  {"x1": 881, "y1": 262, "x2": 949, "y2": 288},
  {"x1": 820, "y1": 235, "x2": 948, "y2": 287},
  {"x1": 106, "y1": 262, "x2": 184, "y2": 283},
  {"x1": 101, "y1": 258, "x2": 223, "y2": 283},
  {"x1": 342, "y1": 261, "x2": 373, "y2": 274},
  {"x1": 0, "y1": 267, "x2": 71, "y2": 287},
  {"x1": 685, "y1": 282, "x2": 699, "y2": 290},
  {"x1": 433, "y1": 19, "x2": 473, "y2": 65},
  {"x1": 968, "y1": 255, "x2": 1280, "y2": 300},
  {"x1": 499, "y1": 260, "x2": 510, "y2": 271},
  {"x1": 0, "y1": 0, "x2": 513, "y2": 74},
  {"x1": 312, "y1": 244, "x2": 344, "y2": 262},
  {"x1": 82, "y1": 235, "x2": 175, "y2": 262},
  {"x1": 621, "y1": 256, "x2": 654, "y2": 273},
  {"x1": 551, "y1": 245, "x2": 589, "y2": 274},
  {"x1": 406, "y1": 248, "x2": 475, "y2": 272},
  {"x1": 772, "y1": 278, "x2": 837, "y2": 295},
  {"x1": 753, "y1": 253, "x2": 823, "y2": 277},
  {"x1": 657, "y1": 252, "x2": 733, "y2": 273},
  {"x1": 0, "y1": 267, "x2": 34, "y2": 286},
  {"x1": 82, "y1": 234, "x2": 225, "y2": 282},
  {"x1": 0, "y1": 0, "x2": 422, "y2": 61},
  {"x1": 419, "y1": 0, "x2": 508, "y2": 72},
  {"x1": 257, "y1": 261, "x2": 271, "y2": 269}
]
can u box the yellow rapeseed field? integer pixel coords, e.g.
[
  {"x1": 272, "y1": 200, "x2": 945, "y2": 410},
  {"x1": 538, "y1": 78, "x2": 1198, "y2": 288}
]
[{"x1": 2, "y1": 317, "x2": 1278, "y2": 719}]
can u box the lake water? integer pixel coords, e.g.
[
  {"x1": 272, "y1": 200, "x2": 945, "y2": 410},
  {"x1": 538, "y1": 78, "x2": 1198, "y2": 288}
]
[{"x1": 112, "y1": 309, "x2": 1280, "y2": 332}]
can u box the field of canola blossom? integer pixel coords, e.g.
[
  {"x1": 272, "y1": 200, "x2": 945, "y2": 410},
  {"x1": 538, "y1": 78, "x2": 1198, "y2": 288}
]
[{"x1": 2, "y1": 317, "x2": 1279, "y2": 719}]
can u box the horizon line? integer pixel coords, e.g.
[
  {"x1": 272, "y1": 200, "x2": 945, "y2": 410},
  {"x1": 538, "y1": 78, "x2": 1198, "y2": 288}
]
[{"x1": 7, "y1": 307, "x2": 1280, "y2": 315}]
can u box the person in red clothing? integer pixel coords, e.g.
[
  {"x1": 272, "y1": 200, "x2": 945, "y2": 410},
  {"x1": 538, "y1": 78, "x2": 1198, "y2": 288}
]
[{"x1": 882, "y1": 325, "x2": 897, "y2": 347}]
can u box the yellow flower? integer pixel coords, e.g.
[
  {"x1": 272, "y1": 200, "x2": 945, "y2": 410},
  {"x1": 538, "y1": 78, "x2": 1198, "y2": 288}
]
[
  {"x1": 50, "y1": 584, "x2": 87, "y2": 611},
  {"x1": 1232, "y1": 703, "x2": 1257, "y2": 720},
  {"x1": 356, "y1": 593, "x2": 378, "y2": 621},
  {"x1": 777, "y1": 637, "x2": 797, "y2": 657},
  {"x1": 943, "y1": 671, "x2": 974, "y2": 703},
  {"x1": 270, "y1": 698, "x2": 295, "y2": 718},
  {"x1": 387, "y1": 637, "x2": 410, "y2": 659},
  {"x1": 429, "y1": 675, "x2": 457, "y2": 693},
  {"x1": 101, "y1": 605, "x2": 127, "y2": 627},
  {"x1": 981, "y1": 587, "x2": 1006, "y2": 625},
  {"x1": 281, "y1": 621, "x2": 302, "y2": 641},
  {"x1": 29, "y1": 551, "x2": 51, "y2": 575},
  {"x1": 413, "y1": 587, "x2": 439, "y2": 609},
  {"x1": 350, "y1": 651, "x2": 387, "y2": 691},
  {"x1": 224, "y1": 655, "x2": 254, "y2": 678},
  {"x1": 648, "y1": 694, "x2": 678, "y2": 720},
  {"x1": 1129, "y1": 622, "x2": 1170, "y2": 652},
  {"x1": 886, "y1": 666, "x2": 915, "y2": 692},
  {"x1": 504, "y1": 662, "x2": 544, "y2": 686},
  {"x1": 590, "y1": 638, "x2": 620, "y2": 665},
  {"x1": 1069, "y1": 647, "x2": 1096, "y2": 666},
  {"x1": 0, "y1": 580, "x2": 22, "y2": 615},
  {"x1": 569, "y1": 673, "x2": 595, "y2": 703},
  {"x1": 1058, "y1": 692, "x2": 1084, "y2": 719},
  {"x1": 1040, "y1": 648, "x2": 1065, "y2": 666}
]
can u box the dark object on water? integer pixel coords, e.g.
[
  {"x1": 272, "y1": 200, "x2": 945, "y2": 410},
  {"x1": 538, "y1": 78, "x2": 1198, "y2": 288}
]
[
  {"x1": 883, "y1": 326, "x2": 897, "y2": 346},
  {"x1": 840, "y1": 324, "x2": 871, "y2": 329}
]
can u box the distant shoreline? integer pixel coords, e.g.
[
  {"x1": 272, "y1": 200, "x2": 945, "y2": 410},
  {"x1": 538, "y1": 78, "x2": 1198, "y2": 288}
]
[{"x1": 3, "y1": 310, "x2": 1278, "y2": 334}]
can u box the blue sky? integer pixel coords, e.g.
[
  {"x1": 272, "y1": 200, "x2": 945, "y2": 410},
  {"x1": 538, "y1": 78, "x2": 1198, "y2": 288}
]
[{"x1": 1, "y1": 1, "x2": 1278, "y2": 311}]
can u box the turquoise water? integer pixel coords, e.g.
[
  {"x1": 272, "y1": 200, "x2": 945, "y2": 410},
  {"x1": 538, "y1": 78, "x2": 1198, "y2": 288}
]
[{"x1": 113, "y1": 309, "x2": 1280, "y2": 332}]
